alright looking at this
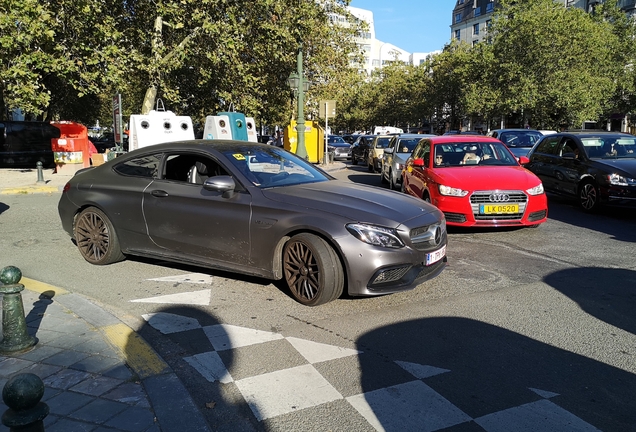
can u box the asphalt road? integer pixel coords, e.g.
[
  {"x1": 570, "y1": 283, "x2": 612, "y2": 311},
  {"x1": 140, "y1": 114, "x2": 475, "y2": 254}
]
[{"x1": 1, "y1": 164, "x2": 635, "y2": 431}]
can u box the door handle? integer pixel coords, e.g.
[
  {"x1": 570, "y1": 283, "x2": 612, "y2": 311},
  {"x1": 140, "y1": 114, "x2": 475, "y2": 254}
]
[{"x1": 151, "y1": 190, "x2": 169, "y2": 197}]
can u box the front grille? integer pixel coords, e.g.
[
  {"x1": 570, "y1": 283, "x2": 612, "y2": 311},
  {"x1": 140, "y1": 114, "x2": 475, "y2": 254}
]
[
  {"x1": 371, "y1": 266, "x2": 410, "y2": 284},
  {"x1": 470, "y1": 190, "x2": 527, "y2": 221},
  {"x1": 409, "y1": 223, "x2": 446, "y2": 251}
]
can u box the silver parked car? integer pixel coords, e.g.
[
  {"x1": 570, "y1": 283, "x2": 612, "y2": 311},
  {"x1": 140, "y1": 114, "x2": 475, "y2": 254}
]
[
  {"x1": 381, "y1": 134, "x2": 435, "y2": 190},
  {"x1": 58, "y1": 141, "x2": 447, "y2": 306}
]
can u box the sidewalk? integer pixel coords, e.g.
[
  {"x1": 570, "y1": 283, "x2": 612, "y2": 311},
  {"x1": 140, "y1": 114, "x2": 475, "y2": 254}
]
[{"x1": 0, "y1": 276, "x2": 209, "y2": 432}]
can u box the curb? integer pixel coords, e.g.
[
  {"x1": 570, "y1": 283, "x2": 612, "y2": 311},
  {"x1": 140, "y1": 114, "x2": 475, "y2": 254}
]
[
  {"x1": 0, "y1": 185, "x2": 62, "y2": 195},
  {"x1": 21, "y1": 277, "x2": 210, "y2": 432}
]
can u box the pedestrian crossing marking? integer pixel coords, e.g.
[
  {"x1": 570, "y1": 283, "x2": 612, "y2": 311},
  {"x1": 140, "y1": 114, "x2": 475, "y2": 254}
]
[
  {"x1": 529, "y1": 387, "x2": 559, "y2": 399},
  {"x1": 395, "y1": 361, "x2": 450, "y2": 379},
  {"x1": 202, "y1": 324, "x2": 284, "y2": 351},
  {"x1": 234, "y1": 364, "x2": 342, "y2": 421},
  {"x1": 347, "y1": 380, "x2": 471, "y2": 432},
  {"x1": 183, "y1": 351, "x2": 233, "y2": 384},
  {"x1": 286, "y1": 337, "x2": 361, "y2": 364},
  {"x1": 131, "y1": 289, "x2": 211, "y2": 306},
  {"x1": 141, "y1": 312, "x2": 201, "y2": 334},
  {"x1": 474, "y1": 399, "x2": 602, "y2": 432},
  {"x1": 146, "y1": 273, "x2": 214, "y2": 284}
]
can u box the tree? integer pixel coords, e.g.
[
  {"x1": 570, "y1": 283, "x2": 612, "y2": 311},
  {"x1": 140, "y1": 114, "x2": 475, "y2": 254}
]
[{"x1": 491, "y1": 0, "x2": 617, "y2": 129}]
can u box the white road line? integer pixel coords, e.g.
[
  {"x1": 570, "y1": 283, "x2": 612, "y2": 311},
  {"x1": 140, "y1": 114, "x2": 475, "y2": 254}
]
[
  {"x1": 346, "y1": 380, "x2": 471, "y2": 432},
  {"x1": 147, "y1": 273, "x2": 214, "y2": 284},
  {"x1": 131, "y1": 289, "x2": 211, "y2": 305},
  {"x1": 183, "y1": 351, "x2": 233, "y2": 384},
  {"x1": 202, "y1": 324, "x2": 284, "y2": 351},
  {"x1": 475, "y1": 399, "x2": 601, "y2": 432},
  {"x1": 235, "y1": 364, "x2": 342, "y2": 421},
  {"x1": 286, "y1": 337, "x2": 361, "y2": 364},
  {"x1": 141, "y1": 312, "x2": 201, "y2": 334},
  {"x1": 394, "y1": 361, "x2": 450, "y2": 379}
]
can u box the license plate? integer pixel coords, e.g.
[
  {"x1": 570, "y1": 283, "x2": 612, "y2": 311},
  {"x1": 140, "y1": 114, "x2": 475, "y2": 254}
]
[
  {"x1": 426, "y1": 245, "x2": 446, "y2": 266},
  {"x1": 480, "y1": 204, "x2": 519, "y2": 214}
]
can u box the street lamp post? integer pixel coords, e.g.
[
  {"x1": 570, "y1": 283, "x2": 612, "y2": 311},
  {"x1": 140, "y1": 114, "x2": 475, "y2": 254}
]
[{"x1": 288, "y1": 46, "x2": 309, "y2": 160}]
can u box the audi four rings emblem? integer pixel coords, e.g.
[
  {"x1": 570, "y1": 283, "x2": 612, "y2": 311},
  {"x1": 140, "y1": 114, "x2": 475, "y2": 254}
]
[{"x1": 489, "y1": 193, "x2": 510, "y2": 202}]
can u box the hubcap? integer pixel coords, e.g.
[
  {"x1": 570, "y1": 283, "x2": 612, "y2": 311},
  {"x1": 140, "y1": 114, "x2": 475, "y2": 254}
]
[
  {"x1": 284, "y1": 241, "x2": 319, "y2": 301},
  {"x1": 76, "y1": 212, "x2": 109, "y2": 263},
  {"x1": 580, "y1": 184, "x2": 597, "y2": 210}
]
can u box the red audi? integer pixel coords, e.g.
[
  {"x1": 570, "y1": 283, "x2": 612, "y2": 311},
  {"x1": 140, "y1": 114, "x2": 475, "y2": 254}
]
[{"x1": 402, "y1": 136, "x2": 548, "y2": 228}]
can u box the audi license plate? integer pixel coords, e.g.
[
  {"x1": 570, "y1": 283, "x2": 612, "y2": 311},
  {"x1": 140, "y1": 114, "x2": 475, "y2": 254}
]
[
  {"x1": 480, "y1": 204, "x2": 519, "y2": 214},
  {"x1": 426, "y1": 245, "x2": 446, "y2": 266}
]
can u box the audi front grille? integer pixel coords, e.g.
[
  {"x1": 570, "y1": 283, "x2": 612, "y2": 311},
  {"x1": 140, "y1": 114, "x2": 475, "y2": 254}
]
[{"x1": 470, "y1": 190, "x2": 528, "y2": 221}]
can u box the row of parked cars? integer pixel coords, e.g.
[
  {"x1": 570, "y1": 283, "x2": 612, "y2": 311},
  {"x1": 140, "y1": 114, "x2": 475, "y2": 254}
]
[{"x1": 339, "y1": 129, "x2": 636, "y2": 224}]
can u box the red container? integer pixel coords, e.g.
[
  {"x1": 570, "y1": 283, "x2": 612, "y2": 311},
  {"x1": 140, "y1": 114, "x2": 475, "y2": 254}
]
[{"x1": 51, "y1": 122, "x2": 94, "y2": 173}]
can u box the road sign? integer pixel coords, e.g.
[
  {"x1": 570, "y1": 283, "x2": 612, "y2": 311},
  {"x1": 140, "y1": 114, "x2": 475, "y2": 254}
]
[{"x1": 319, "y1": 100, "x2": 336, "y2": 119}]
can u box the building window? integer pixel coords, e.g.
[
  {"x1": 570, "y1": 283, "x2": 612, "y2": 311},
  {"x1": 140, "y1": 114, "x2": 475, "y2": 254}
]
[
  {"x1": 473, "y1": 23, "x2": 479, "y2": 35},
  {"x1": 455, "y1": 29, "x2": 461, "y2": 39},
  {"x1": 458, "y1": 0, "x2": 465, "y2": 4},
  {"x1": 486, "y1": 3, "x2": 494, "y2": 13},
  {"x1": 475, "y1": 6, "x2": 481, "y2": 17},
  {"x1": 455, "y1": 13, "x2": 462, "y2": 23}
]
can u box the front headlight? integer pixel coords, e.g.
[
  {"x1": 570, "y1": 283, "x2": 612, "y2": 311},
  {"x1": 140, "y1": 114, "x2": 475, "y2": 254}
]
[
  {"x1": 439, "y1": 184, "x2": 469, "y2": 197},
  {"x1": 526, "y1": 183, "x2": 544, "y2": 195},
  {"x1": 346, "y1": 223, "x2": 405, "y2": 248},
  {"x1": 608, "y1": 173, "x2": 636, "y2": 186}
]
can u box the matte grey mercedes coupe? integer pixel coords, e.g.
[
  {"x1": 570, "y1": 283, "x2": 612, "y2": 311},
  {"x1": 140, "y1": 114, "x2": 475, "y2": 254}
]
[{"x1": 58, "y1": 141, "x2": 447, "y2": 306}]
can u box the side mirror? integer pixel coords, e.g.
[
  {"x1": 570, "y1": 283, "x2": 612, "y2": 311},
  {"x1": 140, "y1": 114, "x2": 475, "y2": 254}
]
[
  {"x1": 413, "y1": 158, "x2": 425, "y2": 167},
  {"x1": 384, "y1": 147, "x2": 394, "y2": 154},
  {"x1": 203, "y1": 175, "x2": 236, "y2": 198},
  {"x1": 518, "y1": 156, "x2": 530, "y2": 165}
]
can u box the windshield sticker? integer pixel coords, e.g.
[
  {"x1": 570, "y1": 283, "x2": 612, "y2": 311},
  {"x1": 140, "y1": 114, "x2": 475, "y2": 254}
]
[{"x1": 233, "y1": 154, "x2": 246, "y2": 161}]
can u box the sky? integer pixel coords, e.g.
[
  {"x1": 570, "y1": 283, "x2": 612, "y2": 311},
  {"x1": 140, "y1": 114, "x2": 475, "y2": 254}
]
[{"x1": 348, "y1": 1, "x2": 457, "y2": 54}]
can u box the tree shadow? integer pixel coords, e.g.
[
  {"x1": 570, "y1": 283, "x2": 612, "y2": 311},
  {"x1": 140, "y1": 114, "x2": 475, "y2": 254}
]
[
  {"x1": 544, "y1": 266, "x2": 636, "y2": 336},
  {"x1": 356, "y1": 317, "x2": 635, "y2": 431},
  {"x1": 132, "y1": 305, "x2": 259, "y2": 431}
]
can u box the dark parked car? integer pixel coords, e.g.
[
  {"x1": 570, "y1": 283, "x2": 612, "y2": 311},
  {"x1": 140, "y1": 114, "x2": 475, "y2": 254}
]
[
  {"x1": 0, "y1": 121, "x2": 60, "y2": 167},
  {"x1": 525, "y1": 131, "x2": 636, "y2": 211},
  {"x1": 342, "y1": 134, "x2": 361, "y2": 144},
  {"x1": 488, "y1": 129, "x2": 544, "y2": 158},
  {"x1": 327, "y1": 135, "x2": 351, "y2": 160},
  {"x1": 58, "y1": 141, "x2": 447, "y2": 306},
  {"x1": 350, "y1": 135, "x2": 376, "y2": 166}
]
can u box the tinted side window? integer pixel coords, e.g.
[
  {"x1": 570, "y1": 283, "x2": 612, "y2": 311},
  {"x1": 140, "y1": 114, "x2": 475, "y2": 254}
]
[
  {"x1": 534, "y1": 137, "x2": 560, "y2": 155},
  {"x1": 114, "y1": 154, "x2": 161, "y2": 177}
]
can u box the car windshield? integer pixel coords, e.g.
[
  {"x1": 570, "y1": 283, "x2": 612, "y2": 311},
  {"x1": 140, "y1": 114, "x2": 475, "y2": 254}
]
[
  {"x1": 433, "y1": 142, "x2": 518, "y2": 167},
  {"x1": 498, "y1": 131, "x2": 543, "y2": 147},
  {"x1": 581, "y1": 136, "x2": 636, "y2": 159},
  {"x1": 328, "y1": 136, "x2": 346, "y2": 144},
  {"x1": 220, "y1": 146, "x2": 329, "y2": 188},
  {"x1": 396, "y1": 138, "x2": 421, "y2": 153},
  {"x1": 374, "y1": 137, "x2": 391, "y2": 148}
]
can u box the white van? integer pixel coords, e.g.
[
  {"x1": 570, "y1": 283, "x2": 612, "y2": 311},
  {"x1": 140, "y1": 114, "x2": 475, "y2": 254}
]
[{"x1": 373, "y1": 126, "x2": 403, "y2": 135}]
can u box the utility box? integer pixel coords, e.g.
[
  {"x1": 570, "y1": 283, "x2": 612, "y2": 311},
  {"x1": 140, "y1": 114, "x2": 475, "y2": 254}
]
[
  {"x1": 284, "y1": 120, "x2": 325, "y2": 164},
  {"x1": 203, "y1": 115, "x2": 233, "y2": 140},
  {"x1": 245, "y1": 117, "x2": 258, "y2": 142},
  {"x1": 128, "y1": 110, "x2": 194, "y2": 151},
  {"x1": 51, "y1": 121, "x2": 91, "y2": 174},
  {"x1": 218, "y1": 112, "x2": 248, "y2": 141}
]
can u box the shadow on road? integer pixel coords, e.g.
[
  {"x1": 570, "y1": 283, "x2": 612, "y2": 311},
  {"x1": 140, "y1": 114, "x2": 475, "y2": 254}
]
[
  {"x1": 133, "y1": 305, "x2": 259, "y2": 431},
  {"x1": 356, "y1": 316, "x2": 635, "y2": 431}
]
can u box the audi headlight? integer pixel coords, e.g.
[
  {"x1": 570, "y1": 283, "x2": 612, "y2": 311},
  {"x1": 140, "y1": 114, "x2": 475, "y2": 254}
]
[
  {"x1": 346, "y1": 223, "x2": 405, "y2": 248},
  {"x1": 608, "y1": 173, "x2": 636, "y2": 186},
  {"x1": 526, "y1": 183, "x2": 544, "y2": 195},
  {"x1": 439, "y1": 184, "x2": 469, "y2": 197}
]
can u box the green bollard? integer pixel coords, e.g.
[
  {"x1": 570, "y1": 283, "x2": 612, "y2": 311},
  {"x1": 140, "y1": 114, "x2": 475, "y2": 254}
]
[
  {"x1": 2, "y1": 373, "x2": 49, "y2": 432},
  {"x1": 0, "y1": 266, "x2": 37, "y2": 354},
  {"x1": 35, "y1": 162, "x2": 45, "y2": 184}
]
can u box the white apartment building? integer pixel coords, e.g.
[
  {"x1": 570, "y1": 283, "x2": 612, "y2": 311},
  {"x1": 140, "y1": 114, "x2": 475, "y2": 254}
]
[{"x1": 346, "y1": 6, "x2": 440, "y2": 75}]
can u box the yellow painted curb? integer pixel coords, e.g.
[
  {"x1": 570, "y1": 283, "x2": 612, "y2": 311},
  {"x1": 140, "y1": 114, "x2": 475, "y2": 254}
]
[
  {"x1": 0, "y1": 186, "x2": 59, "y2": 195},
  {"x1": 102, "y1": 323, "x2": 170, "y2": 379},
  {"x1": 22, "y1": 277, "x2": 69, "y2": 296}
]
